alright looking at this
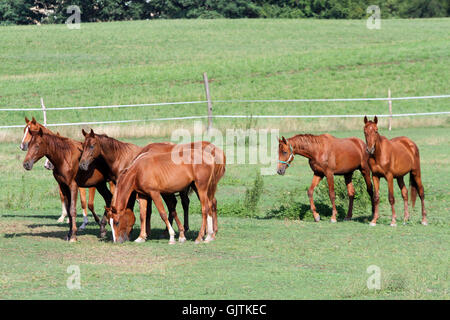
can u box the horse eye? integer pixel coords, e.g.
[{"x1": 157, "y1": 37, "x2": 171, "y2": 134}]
[
  {"x1": 283, "y1": 151, "x2": 287, "y2": 155},
  {"x1": 90, "y1": 145, "x2": 94, "y2": 149}
]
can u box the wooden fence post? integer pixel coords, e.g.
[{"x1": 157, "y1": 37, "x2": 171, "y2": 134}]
[
  {"x1": 203, "y1": 72, "x2": 213, "y2": 133},
  {"x1": 40, "y1": 97, "x2": 47, "y2": 127},
  {"x1": 388, "y1": 88, "x2": 392, "y2": 131}
]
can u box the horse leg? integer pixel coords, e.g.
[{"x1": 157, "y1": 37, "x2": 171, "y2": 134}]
[
  {"x1": 411, "y1": 171, "x2": 427, "y2": 225},
  {"x1": 150, "y1": 191, "x2": 176, "y2": 245},
  {"x1": 307, "y1": 174, "x2": 323, "y2": 222},
  {"x1": 163, "y1": 193, "x2": 186, "y2": 243},
  {"x1": 194, "y1": 185, "x2": 212, "y2": 244},
  {"x1": 95, "y1": 182, "x2": 113, "y2": 238},
  {"x1": 386, "y1": 174, "x2": 397, "y2": 226},
  {"x1": 344, "y1": 173, "x2": 355, "y2": 221},
  {"x1": 79, "y1": 188, "x2": 89, "y2": 230},
  {"x1": 135, "y1": 194, "x2": 149, "y2": 243},
  {"x1": 87, "y1": 187, "x2": 101, "y2": 225},
  {"x1": 360, "y1": 165, "x2": 375, "y2": 217},
  {"x1": 397, "y1": 176, "x2": 409, "y2": 224},
  {"x1": 57, "y1": 186, "x2": 68, "y2": 223},
  {"x1": 326, "y1": 173, "x2": 338, "y2": 223},
  {"x1": 370, "y1": 175, "x2": 381, "y2": 226},
  {"x1": 211, "y1": 197, "x2": 218, "y2": 238},
  {"x1": 67, "y1": 183, "x2": 79, "y2": 242},
  {"x1": 180, "y1": 190, "x2": 190, "y2": 232}
]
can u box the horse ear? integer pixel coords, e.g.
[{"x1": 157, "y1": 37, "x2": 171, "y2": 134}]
[
  {"x1": 56, "y1": 132, "x2": 60, "y2": 136},
  {"x1": 374, "y1": 116, "x2": 378, "y2": 124},
  {"x1": 89, "y1": 129, "x2": 95, "y2": 137},
  {"x1": 38, "y1": 127, "x2": 44, "y2": 136},
  {"x1": 31, "y1": 117, "x2": 37, "y2": 124},
  {"x1": 281, "y1": 136, "x2": 287, "y2": 144},
  {"x1": 82, "y1": 129, "x2": 88, "y2": 137},
  {"x1": 25, "y1": 116, "x2": 30, "y2": 124},
  {"x1": 364, "y1": 116, "x2": 368, "y2": 124}
]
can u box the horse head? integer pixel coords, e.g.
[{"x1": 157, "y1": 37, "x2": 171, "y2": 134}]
[
  {"x1": 277, "y1": 136, "x2": 294, "y2": 176},
  {"x1": 20, "y1": 116, "x2": 40, "y2": 151},
  {"x1": 23, "y1": 127, "x2": 46, "y2": 170},
  {"x1": 106, "y1": 206, "x2": 135, "y2": 243},
  {"x1": 363, "y1": 116, "x2": 379, "y2": 155},
  {"x1": 80, "y1": 129, "x2": 100, "y2": 171}
]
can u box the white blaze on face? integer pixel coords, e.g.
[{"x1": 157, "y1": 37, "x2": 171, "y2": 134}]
[
  {"x1": 20, "y1": 126, "x2": 29, "y2": 150},
  {"x1": 110, "y1": 218, "x2": 116, "y2": 242}
]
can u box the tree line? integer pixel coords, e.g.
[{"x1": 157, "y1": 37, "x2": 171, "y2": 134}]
[{"x1": 1, "y1": 0, "x2": 449, "y2": 25}]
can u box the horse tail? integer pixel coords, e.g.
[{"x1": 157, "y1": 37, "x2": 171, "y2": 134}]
[
  {"x1": 410, "y1": 172, "x2": 418, "y2": 209},
  {"x1": 207, "y1": 149, "x2": 226, "y2": 201}
]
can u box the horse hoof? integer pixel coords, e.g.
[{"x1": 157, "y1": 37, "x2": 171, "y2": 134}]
[
  {"x1": 168, "y1": 239, "x2": 176, "y2": 245},
  {"x1": 421, "y1": 221, "x2": 428, "y2": 226},
  {"x1": 369, "y1": 222, "x2": 376, "y2": 227},
  {"x1": 314, "y1": 216, "x2": 320, "y2": 222},
  {"x1": 134, "y1": 237, "x2": 146, "y2": 243},
  {"x1": 194, "y1": 239, "x2": 203, "y2": 244},
  {"x1": 390, "y1": 223, "x2": 397, "y2": 227},
  {"x1": 204, "y1": 236, "x2": 215, "y2": 243},
  {"x1": 330, "y1": 219, "x2": 337, "y2": 223},
  {"x1": 179, "y1": 237, "x2": 186, "y2": 243},
  {"x1": 69, "y1": 238, "x2": 77, "y2": 243},
  {"x1": 79, "y1": 223, "x2": 87, "y2": 230},
  {"x1": 57, "y1": 217, "x2": 65, "y2": 223}
]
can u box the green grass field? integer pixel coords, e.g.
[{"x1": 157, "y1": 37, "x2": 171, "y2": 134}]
[
  {"x1": 0, "y1": 19, "x2": 449, "y2": 299},
  {"x1": 0, "y1": 18, "x2": 449, "y2": 136}
]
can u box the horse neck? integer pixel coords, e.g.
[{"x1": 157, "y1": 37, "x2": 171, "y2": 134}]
[
  {"x1": 98, "y1": 136, "x2": 142, "y2": 178},
  {"x1": 43, "y1": 135, "x2": 77, "y2": 169},
  {"x1": 372, "y1": 134, "x2": 384, "y2": 161},
  {"x1": 113, "y1": 168, "x2": 136, "y2": 213},
  {"x1": 288, "y1": 135, "x2": 319, "y2": 159}
]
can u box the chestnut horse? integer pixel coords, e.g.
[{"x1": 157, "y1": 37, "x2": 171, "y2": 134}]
[
  {"x1": 79, "y1": 130, "x2": 225, "y2": 242},
  {"x1": 22, "y1": 128, "x2": 112, "y2": 241},
  {"x1": 20, "y1": 117, "x2": 99, "y2": 229},
  {"x1": 277, "y1": 134, "x2": 374, "y2": 222},
  {"x1": 107, "y1": 144, "x2": 223, "y2": 244},
  {"x1": 363, "y1": 116, "x2": 427, "y2": 226},
  {"x1": 79, "y1": 129, "x2": 191, "y2": 242}
]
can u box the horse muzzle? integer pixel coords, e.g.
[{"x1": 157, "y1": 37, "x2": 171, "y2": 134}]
[
  {"x1": 117, "y1": 234, "x2": 129, "y2": 244},
  {"x1": 366, "y1": 147, "x2": 375, "y2": 155},
  {"x1": 23, "y1": 160, "x2": 34, "y2": 170},
  {"x1": 277, "y1": 167, "x2": 286, "y2": 176}
]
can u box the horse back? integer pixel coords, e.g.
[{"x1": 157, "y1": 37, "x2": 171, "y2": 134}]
[{"x1": 325, "y1": 136, "x2": 366, "y2": 173}]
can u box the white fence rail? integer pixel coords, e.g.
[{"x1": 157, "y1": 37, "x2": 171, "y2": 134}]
[{"x1": 1, "y1": 75, "x2": 449, "y2": 130}]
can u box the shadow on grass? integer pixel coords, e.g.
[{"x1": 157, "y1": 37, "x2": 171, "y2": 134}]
[
  {"x1": 134, "y1": 227, "x2": 201, "y2": 242},
  {"x1": 263, "y1": 201, "x2": 373, "y2": 224},
  {"x1": 0, "y1": 214, "x2": 63, "y2": 220}
]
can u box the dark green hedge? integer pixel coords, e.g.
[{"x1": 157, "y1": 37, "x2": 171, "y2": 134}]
[{"x1": 1, "y1": 0, "x2": 449, "y2": 25}]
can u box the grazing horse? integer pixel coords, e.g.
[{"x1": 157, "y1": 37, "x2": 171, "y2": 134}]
[
  {"x1": 79, "y1": 130, "x2": 225, "y2": 242},
  {"x1": 20, "y1": 117, "x2": 98, "y2": 229},
  {"x1": 79, "y1": 129, "x2": 190, "y2": 242},
  {"x1": 277, "y1": 134, "x2": 374, "y2": 222},
  {"x1": 107, "y1": 145, "x2": 222, "y2": 244},
  {"x1": 363, "y1": 116, "x2": 427, "y2": 226},
  {"x1": 22, "y1": 128, "x2": 112, "y2": 241}
]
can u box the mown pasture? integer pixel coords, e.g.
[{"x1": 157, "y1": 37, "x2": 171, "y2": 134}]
[{"x1": 0, "y1": 18, "x2": 449, "y2": 299}]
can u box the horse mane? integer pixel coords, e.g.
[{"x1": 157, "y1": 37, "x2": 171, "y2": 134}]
[
  {"x1": 96, "y1": 133, "x2": 138, "y2": 156},
  {"x1": 289, "y1": 134, "x2": 323, "y2": 147},
  {"x1": 43, "y1": 132, "x2": 79, "y2": 153}
]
